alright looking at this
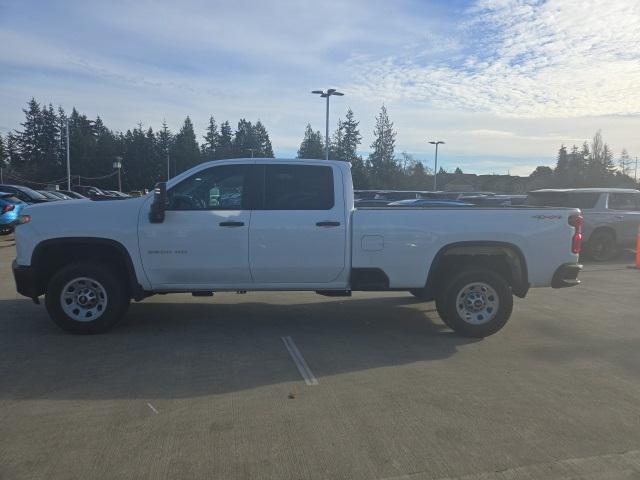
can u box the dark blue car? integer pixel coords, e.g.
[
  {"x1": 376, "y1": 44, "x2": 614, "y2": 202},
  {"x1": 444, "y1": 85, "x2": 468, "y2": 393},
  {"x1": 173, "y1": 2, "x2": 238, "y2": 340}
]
[{"x1": 0, "y1": 192, "x2": 26, "y2": 235}]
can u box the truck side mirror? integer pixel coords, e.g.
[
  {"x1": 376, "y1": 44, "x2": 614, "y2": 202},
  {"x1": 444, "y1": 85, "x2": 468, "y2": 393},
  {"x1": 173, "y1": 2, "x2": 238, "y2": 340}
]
[{"x1": 149, "y1": 182, "x2": 167, "y2": 223}]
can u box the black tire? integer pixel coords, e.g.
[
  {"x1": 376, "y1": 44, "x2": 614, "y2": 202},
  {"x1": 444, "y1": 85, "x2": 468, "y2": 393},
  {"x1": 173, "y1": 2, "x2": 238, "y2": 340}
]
[
  {"x1": 585, "y1": 230, "x2": 616, "y2": 261},
  {"x1": 435, "y1": 269, "x2": 513, "y2": 338},
  {"x1": 45, "y1": 262, "x2": 130, "y2": 334},
  {"x1": 409, "y1": 288, "x2": 431, "y2": 301}
]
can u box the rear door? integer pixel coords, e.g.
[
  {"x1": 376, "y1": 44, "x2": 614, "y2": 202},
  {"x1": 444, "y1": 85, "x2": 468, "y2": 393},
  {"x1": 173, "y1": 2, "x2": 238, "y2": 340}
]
[
  {"x1": 608, "y1": 192, "x2": 640, "y2": 245},
  {"x1": 249, "y1": 163, "x2": 347, "y2": 285}
]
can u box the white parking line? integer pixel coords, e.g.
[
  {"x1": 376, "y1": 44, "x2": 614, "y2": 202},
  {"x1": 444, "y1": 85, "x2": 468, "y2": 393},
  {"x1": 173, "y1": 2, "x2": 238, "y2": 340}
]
[
  {"x1": 146, "y1": 402, "x2": 159, "y2": 414},
  {"x1": 281, "y1": 336, "x2": 319, "y2": 386}
]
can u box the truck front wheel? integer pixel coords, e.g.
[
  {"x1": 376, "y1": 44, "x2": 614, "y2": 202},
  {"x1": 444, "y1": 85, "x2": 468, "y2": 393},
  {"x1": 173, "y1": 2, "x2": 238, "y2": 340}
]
[
  {"x1": 45, "y1": 262, "x2": 130, "y2": 334},
  {"x1": 435, "y1": 269, "x2": 513, "y2": 338}
]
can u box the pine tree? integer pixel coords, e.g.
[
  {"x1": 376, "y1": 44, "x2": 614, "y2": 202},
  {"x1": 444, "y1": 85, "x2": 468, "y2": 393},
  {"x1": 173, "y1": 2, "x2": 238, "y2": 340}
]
[
  {"x1": 297, "y1": 124, "x2": 324, "y2": 159},
  {"x1": 341, "y1": 108, "x2": 361, "y2": 162},
  {"x1": 15, "y1": 98, "x2": 42, "y2": 176},
  {"x1": 232, "y1": 119, "x2": 258, "y2": 158},
  {"x1": 156, "y1": 120, "x2": 173, "y2": 179},
  {"x1": 0, "y1": 135, "x2": 5, "y2": 169},
  {"x1": 329, "y1": 119, "x2": 344, "y2": 160},
  {"x1": 201, "y1": 116, "x2": 219, "y2": 161},
  {"x1": 217, "y1": 121, "x2": 234, "y2": 159},
  {"x1": 367, "y1": 105, "x2": 398, "y2": 188},
  {"x1": 171, "y1": 116, "x2": 200, "y2": 173},
  {"x1": 619, "y1": 148, "x2": 632, "y2": 176},
  {"x1": 454, "y1": 167, "x2": 463, "y2": 174},
  {"x1": 254, "y1": 120, "x2": 274, "y2": 157}
]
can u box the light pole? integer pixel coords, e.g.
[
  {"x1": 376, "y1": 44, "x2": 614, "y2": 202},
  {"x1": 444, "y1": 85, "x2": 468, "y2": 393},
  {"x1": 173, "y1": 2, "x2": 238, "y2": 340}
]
[
  {"x1": 113, "y1": 156, "x2": 122, "y2": 192},
  {"x1": 246, "y1": 148, "x2": 256, "y2": 158},
  {"x1": 166, "y1": 147, "x2": 170, "y2": 181},
  {"x1": 428, "y1": 141, "x2": 445, "y2": 191},
  {"x1": 311, "y1": 89, "x2": 344, "y2": 160},
  {"x1": 66, "y1": 118, "x2": 71, "y2": 190}
]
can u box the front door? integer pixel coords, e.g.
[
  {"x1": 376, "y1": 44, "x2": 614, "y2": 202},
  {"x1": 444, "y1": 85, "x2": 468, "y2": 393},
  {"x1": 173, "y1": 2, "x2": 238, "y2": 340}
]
[
  {"x1": 138, "y1": 163, "x2": 253, "y2": 288},
  {"x1": 249, "y1": 163, "x2": 347, "y2": 285}
]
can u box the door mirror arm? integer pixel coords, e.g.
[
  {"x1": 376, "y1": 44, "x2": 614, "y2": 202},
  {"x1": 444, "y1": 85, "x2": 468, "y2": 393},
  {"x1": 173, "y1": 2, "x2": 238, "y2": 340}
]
[{"x1": 149, "y1": 182, "x2": 167, "y2": 223}]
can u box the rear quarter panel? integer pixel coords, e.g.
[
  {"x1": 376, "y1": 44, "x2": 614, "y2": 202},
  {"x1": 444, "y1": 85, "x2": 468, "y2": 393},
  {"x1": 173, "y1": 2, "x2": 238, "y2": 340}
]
[{"x1": 351, "y1": 207, "x2": 579, "y2": 288}]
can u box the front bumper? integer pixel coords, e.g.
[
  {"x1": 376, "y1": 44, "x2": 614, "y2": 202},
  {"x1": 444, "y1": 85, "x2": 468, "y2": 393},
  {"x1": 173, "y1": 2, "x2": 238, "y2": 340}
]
[
  {"x1": 551, "y1": 263, "x2": 582, "y2": 288},
  {"x1": 0, "y1": 220, "x2": 18, "y2": 234},
  {"x1": 12, "y1": 260, "x2": 41, "y2": 298}
]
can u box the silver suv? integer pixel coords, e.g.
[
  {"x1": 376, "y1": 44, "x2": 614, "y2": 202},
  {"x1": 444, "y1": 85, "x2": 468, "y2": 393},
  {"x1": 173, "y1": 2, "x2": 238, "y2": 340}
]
[{"x1": 528, "y1": 188, "x2": 640, "y2": 261}]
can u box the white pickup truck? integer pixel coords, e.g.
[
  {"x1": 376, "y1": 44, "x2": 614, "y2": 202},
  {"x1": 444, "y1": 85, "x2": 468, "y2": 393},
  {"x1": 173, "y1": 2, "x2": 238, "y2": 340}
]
[{"x1": 12, "y1": 159, "x2": 583, "y2": 337}]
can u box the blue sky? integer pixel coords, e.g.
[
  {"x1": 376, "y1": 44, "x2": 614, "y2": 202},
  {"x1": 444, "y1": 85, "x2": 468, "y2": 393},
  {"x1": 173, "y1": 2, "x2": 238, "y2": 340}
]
[{"x1": 1, "y1": 0, "x2": 639, "y2": 175}]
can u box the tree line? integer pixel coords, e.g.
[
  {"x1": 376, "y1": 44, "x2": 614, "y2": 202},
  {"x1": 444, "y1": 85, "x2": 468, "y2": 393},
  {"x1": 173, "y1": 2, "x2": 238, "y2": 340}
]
[
  {"x1": 0, "y1": 99, "x2": 274, "y2": 191},
  {"x1": 0, "y1": 98, "x2": 637, "y2": 192}
]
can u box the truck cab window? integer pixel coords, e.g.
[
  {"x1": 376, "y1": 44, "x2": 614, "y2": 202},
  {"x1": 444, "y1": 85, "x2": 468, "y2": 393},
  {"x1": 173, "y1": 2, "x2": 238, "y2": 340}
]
[
  {"x1": 264, "y1": 165, "x2": 334, "y2": 210},
  {"x1": 167, "y1": 165, "x2": 249, "y2": 210},
  {"x1": 609, "y1": 193, "x2": 640, "y2": 211}
]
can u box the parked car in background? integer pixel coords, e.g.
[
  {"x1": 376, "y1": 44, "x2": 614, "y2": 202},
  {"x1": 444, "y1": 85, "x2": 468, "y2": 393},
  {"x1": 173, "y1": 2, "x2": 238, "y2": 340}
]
[
  {"x1": 387, "y1": 199, "x2": 474, "y2": 207},
  {"x1": 0, "y1": 184, "x2": 52, "y2": 204},
  {"x1": 528, "y1": 188, "x2": 640, "y2": 261},
  {"x1": 37, "y1": 190, "x2": 66, "y2": 201},
  {"x1": 45, "y1": 191, "x2": 74, "y2": 200},
  {"x1": 354, "y1": 199, "x2": 393, "y2": 207},
  {"x1": 58, "y1": 190, "x2": 88, "y2": 199},
  {"x1": 104, "y1": 190, "x2": 130, "y2": 198},
  {"x1": 128, "y1": 190, "x2": 145, "y2": 197},
  {"x1": 0, "y1": 192, "x2": 26, "y2": 235}
]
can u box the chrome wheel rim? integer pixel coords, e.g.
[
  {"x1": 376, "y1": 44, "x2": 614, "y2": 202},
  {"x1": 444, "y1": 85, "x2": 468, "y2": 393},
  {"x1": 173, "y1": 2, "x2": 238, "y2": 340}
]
[
  {"x1": 60, "y1": 277, "x2": 108, "y2": 322},
  {"x1": 455, "y1": 282, "x2": 499, "y2": 325}
]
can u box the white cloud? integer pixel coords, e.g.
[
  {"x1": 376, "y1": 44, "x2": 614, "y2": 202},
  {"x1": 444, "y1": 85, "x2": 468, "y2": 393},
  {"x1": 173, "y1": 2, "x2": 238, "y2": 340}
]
[{"x1": 347, "y1": 0, "x2": 640, "y2": 118}]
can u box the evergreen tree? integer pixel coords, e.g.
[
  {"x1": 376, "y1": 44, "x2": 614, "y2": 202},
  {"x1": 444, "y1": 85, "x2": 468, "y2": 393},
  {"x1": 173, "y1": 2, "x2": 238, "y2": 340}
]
[
  {"x1": 156, "y1": 120, "x2": 173, "y2": 179},
  {"x1": 14, "y1": 98, "x2": 42, "y2": 176},
  {"x1": 454, "y1": 167, "x2": 463, "y2": 174},
  {"x1": 367, "y1": 105, "x2": 398, "y2": 187},
  {"x1": 554, "y1": 145, "x2": 569, "y2": 185},
  {"x1": 619, "y1": 148, "x2": 632, "y2": 176},
  {"x1": 232, "y1": 119, "x2": 258, "y2": 158},
  {"x1": 341, "y1": 108, "x2": 362, "y2": 162},
  {"x1": 297, "y1": 124, "x2": 324, "y2": 159},
  {"x1": 329, "y1": 118, "x2": 344, "y2": 160},
  {"x1": 217, "y1": 121, "x2": 234, "y2": 159},
  {"x1": 201, "y1": 116, "x2": 219, "y2": 161},
  {"x1": 0, "y1": 135, "x2": 5, "y2": 168},
  {"x1": 254, "y1": 120, "x2": 274, "y2": 157},
  {"x1": 171, "y1": 116, "x2": 200, "y2": 173}
]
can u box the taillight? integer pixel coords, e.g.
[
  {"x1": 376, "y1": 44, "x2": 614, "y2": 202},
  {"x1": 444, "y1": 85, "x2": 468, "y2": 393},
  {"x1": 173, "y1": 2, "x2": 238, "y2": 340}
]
[
  {"x1": 569, "y1": 213, "x2": 583, "y2": 254},
  {"x1": 1, "y1": 204, "x2": 15, "y2": 214},
  {"x1": 17, "y1": 214, "x2": 31, "y2": 225}
]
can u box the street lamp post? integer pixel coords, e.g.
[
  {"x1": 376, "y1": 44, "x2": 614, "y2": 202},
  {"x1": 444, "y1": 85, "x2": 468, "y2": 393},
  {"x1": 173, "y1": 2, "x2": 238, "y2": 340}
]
[
  {"x1": 246, "y1": 148, "x2": 256, "y2": 158},
  {"x1": 113, "y1": 157, "x2": 123, "y2": 192},
  {"x1": 428, "y1": 141, "x2": 445, "y2": 191},
  {"x1": 311, "y1": 89, "x2": 344, "y2": 160}
]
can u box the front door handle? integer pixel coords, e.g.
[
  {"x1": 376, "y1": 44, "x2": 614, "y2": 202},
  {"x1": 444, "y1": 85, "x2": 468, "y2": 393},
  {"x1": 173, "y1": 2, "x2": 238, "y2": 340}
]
[
  {"x1": 316, "y1": 221, "x2": 340, "y2": 227},
  {"x1": 219, "y1": 221, "x2": 245, "y2": 227}
]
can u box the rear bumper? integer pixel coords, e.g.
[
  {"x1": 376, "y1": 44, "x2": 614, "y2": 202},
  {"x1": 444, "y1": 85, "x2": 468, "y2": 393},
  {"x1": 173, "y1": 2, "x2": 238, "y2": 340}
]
[
  {"x1": 12, "y1": 260, "x2": 41, "y2": 298},
  {"x1": 551, "y1": 263, "x2": 582, "y2": 288}
]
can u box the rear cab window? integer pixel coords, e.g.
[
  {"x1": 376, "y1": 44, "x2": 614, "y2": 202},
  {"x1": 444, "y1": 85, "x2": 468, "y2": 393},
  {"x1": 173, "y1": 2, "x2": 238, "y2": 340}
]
[
  {"x1": 527, "y1": 192, "x2": 600, "y2": 209},
  {"x1": 263, "y1": 164, "x2": 334, "y2": 210},
  {"x1": 608, "y1": 193, "x2": 640, "y2": 211}
]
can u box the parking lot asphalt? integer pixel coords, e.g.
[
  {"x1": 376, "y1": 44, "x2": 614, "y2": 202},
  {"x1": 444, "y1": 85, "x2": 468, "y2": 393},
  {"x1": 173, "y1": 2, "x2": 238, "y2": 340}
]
[{"x1": 1, "y1": 235, "x2": 640, "y2": 480}]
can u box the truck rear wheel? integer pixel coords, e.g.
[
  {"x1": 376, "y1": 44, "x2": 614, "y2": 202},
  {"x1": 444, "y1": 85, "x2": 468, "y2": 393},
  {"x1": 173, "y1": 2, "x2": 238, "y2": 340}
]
[
  {"x1": 45, "y1": 262, "x2": 129, "y2": 334},
  {"x1": 585, "y1": 230, "x2": 616, "y2": 261},
  {"x1": 435, "y1": 269, "x2": 513, "y2": 338}
]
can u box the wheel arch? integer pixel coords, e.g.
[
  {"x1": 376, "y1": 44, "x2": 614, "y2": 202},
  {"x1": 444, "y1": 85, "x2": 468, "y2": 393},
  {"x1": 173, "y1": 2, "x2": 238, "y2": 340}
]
[
  {"x1": 31, "y1": 237, "x2": 144, "y2": 299},
  {"x1": 424, "y1": 241, "x2": 529, "y2": 299}
]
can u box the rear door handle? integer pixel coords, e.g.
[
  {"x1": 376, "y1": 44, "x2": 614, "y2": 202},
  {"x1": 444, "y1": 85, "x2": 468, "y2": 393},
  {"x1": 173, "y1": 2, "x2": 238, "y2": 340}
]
[
  {"x1": 219, "y1": 221, "x2": 245, "y2": 227},
  {"x1": 316, "y1": 221, "x2": 341, "y2": 227}
]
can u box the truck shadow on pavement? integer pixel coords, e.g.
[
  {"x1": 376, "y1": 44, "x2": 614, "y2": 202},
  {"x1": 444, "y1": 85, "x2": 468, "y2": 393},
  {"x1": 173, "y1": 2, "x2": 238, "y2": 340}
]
[{"x1": 0, "y1": 295, "x2": 477, "y2": 400}]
